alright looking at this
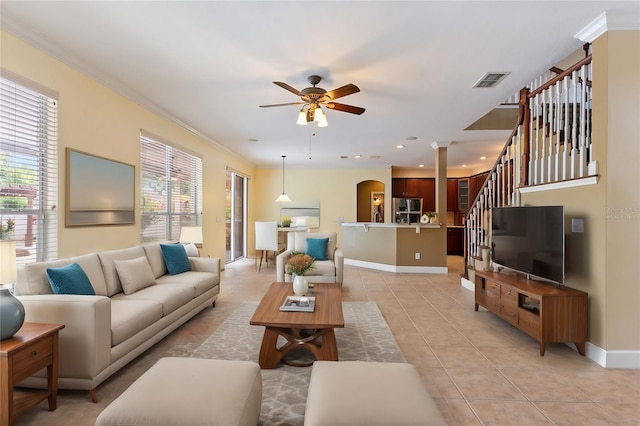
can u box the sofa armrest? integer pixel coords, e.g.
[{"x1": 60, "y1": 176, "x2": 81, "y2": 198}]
[
  {"x1": 334, "y1": 248, "x2": 344, "y2": 285},
  {"x1": 190, "y1": 257, "x2": 221, "y2": 275},
  {"x1": 276, "y1": 250, "x2": 295, "y2": 282},
  {"x1": 16, "y1": 295, "x2": 111, "y2": 386}
]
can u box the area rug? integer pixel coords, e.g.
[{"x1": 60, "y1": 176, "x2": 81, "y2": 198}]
[{"x1": 191, "y1": 301, "x2": 406, "y2": 426}]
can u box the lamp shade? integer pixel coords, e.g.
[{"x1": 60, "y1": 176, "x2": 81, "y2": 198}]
[
  {"x1": 179, "y1": 227, "x2": 203, "y2": 245},
  {"x1": 0, "y1": 240, "x2": 17, "y2": 285}
]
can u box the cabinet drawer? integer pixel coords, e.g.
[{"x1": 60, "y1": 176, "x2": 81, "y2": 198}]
[
  {"x1": 485, "y1": 280, "x2": 500, "y2": 296},
  {"x1": 500, "y1": 304, "x2": 518, "y2": 325},
  {"x1": 13, "y1": 336, "x2": 54, "y2": 381},
  {"x1": 485, "y1": 293, "x2": 501, "y2": 314},
  {"x1": 502, "y1": 287, "x2": 518, "y2": 305},
  {"x1": 519, "y1": 308, "x2": 541, "y2": 339}
]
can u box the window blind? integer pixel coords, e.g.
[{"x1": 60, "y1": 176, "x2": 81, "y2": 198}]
[
  {"x1": 140, "y1": 133, "x2": 203, "y2": 242},
  {"x1": 0, "y1": 75, "x2": 58, "y2": 262}
]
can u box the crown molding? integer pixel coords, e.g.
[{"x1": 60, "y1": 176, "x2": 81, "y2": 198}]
[{"x1": 575, "y1": 10, "x2": 640, "y2": 43}]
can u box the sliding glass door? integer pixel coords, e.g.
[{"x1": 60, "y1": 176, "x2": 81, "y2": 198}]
[{"x1": 226, "y1": 170, "x2": 247, "y2": 263}]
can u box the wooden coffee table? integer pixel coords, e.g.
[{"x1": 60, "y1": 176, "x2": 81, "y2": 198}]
[{"x1": 250, "y1": 282, "x2": 344, "y2": 369}]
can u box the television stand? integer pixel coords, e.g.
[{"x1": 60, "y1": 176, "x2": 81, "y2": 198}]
[{"x1": 474, "y1": 271, "x2": 588, "y2": 356}]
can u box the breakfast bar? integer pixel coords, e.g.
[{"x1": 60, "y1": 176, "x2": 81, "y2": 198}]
[{"x1": 341, "y1": 222, "x2": 448, "y2": 273}]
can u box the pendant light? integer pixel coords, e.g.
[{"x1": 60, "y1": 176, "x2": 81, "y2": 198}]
[{"x1": 275, "y1": 155, "x2": 292, "y2": 203}]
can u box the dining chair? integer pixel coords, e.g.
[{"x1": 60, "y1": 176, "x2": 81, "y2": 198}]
[{"x1": 254, "y1": 221, "x2": 282, "y2": 272}]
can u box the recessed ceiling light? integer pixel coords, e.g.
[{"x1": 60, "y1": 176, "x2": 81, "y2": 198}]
[
  {"x1": 405, "y1": 136, "x2": 417, "y2": 140},
  {"x1": 354, "y1": 155, "x2": 362, "y2": 159},
  {"x1": 340, "y1": 156, "x2": 348, "y2": 159},
  {"x1": 397, "y1": 144, "x2": 405, "y2": 149},
  {"x1": 462, "y1": 164, "x2": 467, "y2": 167},
  {"x1": 247, "y1": 138, "x2": 259, "y2": 142},
  {"x1": 418, "y1": 164, "x2": 424, "y2": 168},
  {"x1": 480, "y1": 156, "x2": 486, "y2": 160},
  {"x1": 370, "y1": 155, "x2": 380, "y2": 160}
]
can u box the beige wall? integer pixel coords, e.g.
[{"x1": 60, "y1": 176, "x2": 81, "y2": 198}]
[
  {"x1": 251, "y1": 167, "x2": 392, "y2": 251},
  {"x1": 522, "y1": 31, "x2": 640, "y2": 352},
  {"x1": 1, "y1": 30, "x2": 255, "y2": 261}
]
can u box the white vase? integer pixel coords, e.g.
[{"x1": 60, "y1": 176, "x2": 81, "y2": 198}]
[{"x1": 292, "y1": 275, "x2": 309, "y2": 296}]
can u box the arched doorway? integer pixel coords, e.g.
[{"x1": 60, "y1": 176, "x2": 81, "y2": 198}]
[{"x1": 356, "y1": 180, "x2": 385, "y2": 222}]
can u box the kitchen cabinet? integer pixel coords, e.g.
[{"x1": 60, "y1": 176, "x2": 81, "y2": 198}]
[
  {"x1": 392, "y1": 178, "x2": 420, "y2": 198},
  {"x1": 447, "y1": 179, "x2": 458, "y2": 211},
  {"x1": 446, "y1": 227, "x2": 464, "y2": 255},
  {"x1": 458, "y1": 179, "x2": 469, "y2": 212},
  {"x1": 420, "y1": 179, "x2": 435, "y2": 212}
]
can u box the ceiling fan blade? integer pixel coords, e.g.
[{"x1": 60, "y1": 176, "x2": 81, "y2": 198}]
[
  {"x1": 259, "y1": 102, "x2": 305, "y2": 108},
  {"x1": 273, "y1": 81, "x2": 305, "y2": 97},
  {"x1": 324, "y1": 84, "x2": 360, "y2": 101},
  {"x1": 324, "y1": 102, "x2": 365, "y2": 115}
]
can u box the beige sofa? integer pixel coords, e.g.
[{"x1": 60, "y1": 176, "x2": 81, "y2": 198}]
[
  {"x1": 14, "y1": 242, "x2": 220, "y2": 401},
  {"x1": 276, "y1": 231, "x2": 343, "y2": 284}
]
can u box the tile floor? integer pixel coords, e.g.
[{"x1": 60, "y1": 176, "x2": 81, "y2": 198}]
[{"x1": 16, "y1": 255, "x2": 640, "y2": 425}]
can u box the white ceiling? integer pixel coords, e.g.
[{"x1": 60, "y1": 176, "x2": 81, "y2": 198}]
[{"x1": 1, "y1": 1, "x2": 638, "y2": 170}]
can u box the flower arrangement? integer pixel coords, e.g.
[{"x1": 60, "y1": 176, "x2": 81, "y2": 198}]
[
  {"x1": 286, "y1": 253, "x2": 315, "y2": 276},
  {"x1": 0, "y1": 218, "x2": 15, "y2": 240}
]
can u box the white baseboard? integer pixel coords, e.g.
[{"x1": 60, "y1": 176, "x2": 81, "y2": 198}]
[
  {"x1": 584, "y1": 343, "x2": 640, "y2": 369},
  {"x1": 344, "y1": 258, "x2": 447, "y2": 274},
  {"x1": 461, "y1": 277, "x2": 475, "y2": 292}
]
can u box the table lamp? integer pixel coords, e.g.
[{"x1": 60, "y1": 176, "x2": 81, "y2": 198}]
[{"x1": 179, "y1": 226, "x2": 203, "y2": 248}]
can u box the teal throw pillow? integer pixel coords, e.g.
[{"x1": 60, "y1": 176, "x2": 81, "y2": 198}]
[
  {"x1": 46, "y1": 262, "x2": 96, "y2": 295},
  {"x1": 160, "y1": 243, "x2": 192, "y2": 275},
  {"x1": 306, "y1": 237, "x2": 329, "y2": 261}
]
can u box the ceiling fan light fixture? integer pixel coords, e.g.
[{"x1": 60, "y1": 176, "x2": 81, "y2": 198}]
[
  {"x1": 318, "y1": 113, "x2": 328, "y2": 127},
  {"x1": 297, "y1": 108, "x2": 307, "y2": 125}
]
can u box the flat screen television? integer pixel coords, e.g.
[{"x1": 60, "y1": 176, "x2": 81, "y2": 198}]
[{"x1": 491, "y1": 206, "x2": 565, "y2": 285}]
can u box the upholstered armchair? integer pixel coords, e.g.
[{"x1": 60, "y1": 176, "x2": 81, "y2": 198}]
[{"x1": 276, "y1": 232, "x2": 344, "y2": 284}]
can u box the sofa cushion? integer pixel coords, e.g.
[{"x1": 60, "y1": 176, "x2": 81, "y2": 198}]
[
  {"x1": 310, "y1": 260, "x2": 336, "y2": 277},
  {"x1": 293, "y1": 232, "x2": 336, "y2": 261},
  {"x1": 142, "y1": 243, "x2": 168, "y2": 279},
  {"x1": 98, "y1": 246, "x2": 147, "y2": 296},
  {"x1": 19, "y1": 253, "x2": 108, "y2": 296},
  {"x1": 160, "y1": 244, "x2": 192, "y2": 275},
  {"x1": 114, "y1": 256, "x2": 156, "y2": 295},
  {"x1": 112, "y1": 283, "x2": 195, "y2": 316},
  {"x1": 306, "y1": 237, "x2": 329, "y2": 261},
  {"x1": 46, "y1": 263, "x2": 96, "y2": 295},
  {"x1": 110, "y1": 298, "x2": 163, "y2": 346},
  {"x1": 156, "y1": 271, "x2": 218, "y2": 298}
]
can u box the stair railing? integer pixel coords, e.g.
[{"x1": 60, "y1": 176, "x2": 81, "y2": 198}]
[{"x1": 464, "y1": 54, "x2": 593, "y2": 277}]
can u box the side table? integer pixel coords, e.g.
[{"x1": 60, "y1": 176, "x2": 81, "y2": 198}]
[{"x1": 0, "y1": 322, "x2": 65, "y2": 426}]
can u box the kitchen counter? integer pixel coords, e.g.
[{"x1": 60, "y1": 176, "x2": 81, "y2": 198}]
[{"x1": 341, "y1": 222, "x2": 447, "y2": 273}]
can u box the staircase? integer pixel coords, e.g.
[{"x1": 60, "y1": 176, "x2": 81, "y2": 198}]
[{"x1": 464, "y1": 49, "x2": 594, "y2": 279}]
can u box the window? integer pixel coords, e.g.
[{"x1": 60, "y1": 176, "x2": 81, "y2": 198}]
[
  {"x1": 0, "y1": 72, "x2": 58, "y2": 263},
  {"x1": 140, "y1": 132, "x2": 202, "y2": 242}
]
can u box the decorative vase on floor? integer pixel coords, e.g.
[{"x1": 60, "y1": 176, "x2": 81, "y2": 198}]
[
  {"x1": 0, "y1": 288, "x2": 25, "y2": 340},
  {"x1": 292, "y1": 275, "x2": 309, "y2": 296}
]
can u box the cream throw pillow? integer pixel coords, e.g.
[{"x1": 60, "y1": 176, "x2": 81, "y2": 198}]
[{"x1": 114, "y1": 256, "x2": 156, "y2": 295}]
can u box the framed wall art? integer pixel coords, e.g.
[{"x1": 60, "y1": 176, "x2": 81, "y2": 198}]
[{"x1": 66, "y1": 148, "x2": 135, "y2": 226}]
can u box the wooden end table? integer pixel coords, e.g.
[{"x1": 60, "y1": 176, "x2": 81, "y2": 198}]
[
  {"x1": 250, "y1": 282, "x2": 344, "y2": 369},
  {"x1": 0, "y1": 322, "x2": 65, "y2": 426}
]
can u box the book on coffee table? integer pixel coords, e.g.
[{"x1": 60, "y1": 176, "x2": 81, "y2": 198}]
[{"x1": 280, "y1": 295, "x2": 316, "y2": 312}]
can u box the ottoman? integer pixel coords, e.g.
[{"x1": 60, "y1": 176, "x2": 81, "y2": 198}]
[
  {"x1": 304, "y1": 361, "x2": 445, "y2": 426},
  {"x1": 96, "y1": 357, "x2": 262, "y2": 426}
]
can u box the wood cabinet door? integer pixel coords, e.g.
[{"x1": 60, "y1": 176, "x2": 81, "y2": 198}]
[
  {"x1": 420, "y1": 179, "x2": 435, "y2": 212},
  {"x1": 404, "y1": 179, "x2": 420, "y2": 198},
  {"x1": 392, "y1": 179, "x2": 406, "y2": 198},
  {"x1": 447, "y1": 179, "x2": 458, "y2": 211}
]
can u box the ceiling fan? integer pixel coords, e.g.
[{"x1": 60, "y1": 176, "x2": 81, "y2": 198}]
[{"x1": 260, "y1": 75, "x2": 365, "y2": 126}]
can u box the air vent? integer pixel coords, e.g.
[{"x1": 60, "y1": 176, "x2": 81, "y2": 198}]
[
  {"x1": 473, "y1": 72, "x2": 510, "y2": 88},
  {"x1": 370, "y1": 155, "x2": 380, "y2": 160}
]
